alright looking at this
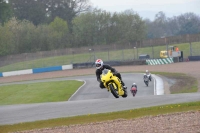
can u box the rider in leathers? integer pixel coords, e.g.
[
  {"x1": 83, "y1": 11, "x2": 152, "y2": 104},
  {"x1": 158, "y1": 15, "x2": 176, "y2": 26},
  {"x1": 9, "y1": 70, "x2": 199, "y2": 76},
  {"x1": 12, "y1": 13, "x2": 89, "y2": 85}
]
[
  {"x1": 95, "y1": 59, "x2": 127, "y2": 89},
  {"x1": 145, "y1": 70, "x2": 151, "y2": 81},
  {"x1": 131, "y1": 83, "x2": 137, "y2": 92}
]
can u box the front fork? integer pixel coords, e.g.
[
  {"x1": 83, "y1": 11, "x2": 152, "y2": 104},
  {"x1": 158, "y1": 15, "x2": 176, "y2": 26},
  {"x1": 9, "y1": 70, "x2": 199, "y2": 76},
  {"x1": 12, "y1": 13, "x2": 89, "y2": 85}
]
[
  {"x1": 106, "y1": 82, "x2": 124, "y2": 96},
  {"x1": 114, "y1": 83, "x2": 124, "y2": 96}
]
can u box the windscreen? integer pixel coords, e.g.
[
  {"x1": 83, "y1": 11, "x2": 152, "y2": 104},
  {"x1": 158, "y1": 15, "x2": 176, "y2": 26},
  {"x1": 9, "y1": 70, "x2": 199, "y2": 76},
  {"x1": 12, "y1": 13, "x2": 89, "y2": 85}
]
[{"x1": 102, "y1": 69, "x2": 109, "y2": 75}]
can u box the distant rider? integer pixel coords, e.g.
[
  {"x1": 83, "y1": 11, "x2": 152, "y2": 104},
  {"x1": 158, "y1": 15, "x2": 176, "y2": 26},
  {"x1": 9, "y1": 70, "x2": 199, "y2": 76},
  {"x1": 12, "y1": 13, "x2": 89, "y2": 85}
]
[
  {"x1": 95, "y1": 59, "x2": 127, "y2": 90},
  {"x1": 145, "y1": 70, "x2": 151, "y2": 81},
  {"x1": 145, "y1": 70, "x2": 150, "y2": 75},
  {"x1": 130, "y1": 83, "x2": 137, "y2": 92}
]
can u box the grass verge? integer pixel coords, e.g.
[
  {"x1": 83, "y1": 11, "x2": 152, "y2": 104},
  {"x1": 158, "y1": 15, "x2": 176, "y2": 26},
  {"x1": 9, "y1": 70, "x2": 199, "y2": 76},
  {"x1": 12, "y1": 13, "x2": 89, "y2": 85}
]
[
  {"x1": 0, "y1": 80, "x2": 84, "y2": 105},
  {"x1": 152, "y1": 72, "x2": 198, "y2": 93}
]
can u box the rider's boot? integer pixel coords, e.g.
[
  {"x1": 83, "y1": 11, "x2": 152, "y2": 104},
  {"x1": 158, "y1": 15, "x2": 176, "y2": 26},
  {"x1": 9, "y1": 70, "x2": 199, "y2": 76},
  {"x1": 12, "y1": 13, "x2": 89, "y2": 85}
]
[
  {"x1": 123, "y1": 86, "x2": 127, "y2": 90},
  {"x1": 121, "y1": 81, "x2": 127, "y2": 90}
]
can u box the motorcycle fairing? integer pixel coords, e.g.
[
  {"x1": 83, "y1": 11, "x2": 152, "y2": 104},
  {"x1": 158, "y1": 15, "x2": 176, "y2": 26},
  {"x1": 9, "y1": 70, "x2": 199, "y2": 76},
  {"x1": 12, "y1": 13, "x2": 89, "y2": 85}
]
[{"x1": 101, "y1": 69, "x2": 124, "y2": 96}]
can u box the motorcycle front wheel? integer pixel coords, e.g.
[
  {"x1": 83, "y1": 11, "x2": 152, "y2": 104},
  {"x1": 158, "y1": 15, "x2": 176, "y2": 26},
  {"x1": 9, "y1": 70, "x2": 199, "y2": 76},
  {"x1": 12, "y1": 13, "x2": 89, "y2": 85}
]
[
  {"x1": 145, "y1": 81, "x2": 149, "y2": 86},
  {"x1": 109, "y1": 84, "x2": 119, "y2": 98},
  {"x1": 131, "y1": 90, "x2": 136, "y2": 96}
]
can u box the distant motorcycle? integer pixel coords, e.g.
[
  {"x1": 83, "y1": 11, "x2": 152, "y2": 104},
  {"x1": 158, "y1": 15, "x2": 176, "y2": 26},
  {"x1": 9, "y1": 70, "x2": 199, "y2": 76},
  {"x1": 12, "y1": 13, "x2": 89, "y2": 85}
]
[
  {"x1": 130, "y1": 86, "x2": 137, "y2": 97},
  {"x1": 143, "y1": 74, "x2": 149, "y2": 86},
  {"x1": 147, "y1": 73, "x2": 152, "y2": 81}
]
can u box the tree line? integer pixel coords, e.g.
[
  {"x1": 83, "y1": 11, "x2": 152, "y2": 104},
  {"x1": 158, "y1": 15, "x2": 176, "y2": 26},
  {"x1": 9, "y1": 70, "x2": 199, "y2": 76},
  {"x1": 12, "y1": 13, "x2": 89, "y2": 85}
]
[
  {"x1": 0, "y1": 0, "x2": 200, "y2": 56},
  {"x1": 145, "y1": 11, "x2": 200, "y2": 38}
]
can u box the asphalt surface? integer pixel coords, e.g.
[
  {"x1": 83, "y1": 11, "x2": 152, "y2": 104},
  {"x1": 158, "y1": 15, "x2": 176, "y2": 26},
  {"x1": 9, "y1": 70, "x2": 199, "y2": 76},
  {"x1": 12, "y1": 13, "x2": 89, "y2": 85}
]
[{"x1": 0, "y1": 73, "x2": 200, "y2": 125}]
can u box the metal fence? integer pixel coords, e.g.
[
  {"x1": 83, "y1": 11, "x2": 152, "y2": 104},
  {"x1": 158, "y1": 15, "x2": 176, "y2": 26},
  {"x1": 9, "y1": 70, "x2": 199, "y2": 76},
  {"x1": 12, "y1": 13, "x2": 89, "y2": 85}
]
[{"x1": 0, "y1": 34, "x2": 200, "y2": 72}]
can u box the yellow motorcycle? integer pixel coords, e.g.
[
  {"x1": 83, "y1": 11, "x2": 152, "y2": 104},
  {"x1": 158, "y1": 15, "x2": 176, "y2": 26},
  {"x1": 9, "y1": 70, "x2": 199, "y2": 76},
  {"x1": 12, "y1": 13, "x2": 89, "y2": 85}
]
[{"x1": 101, "y1": 69, "x2": 127, "y2": 98}]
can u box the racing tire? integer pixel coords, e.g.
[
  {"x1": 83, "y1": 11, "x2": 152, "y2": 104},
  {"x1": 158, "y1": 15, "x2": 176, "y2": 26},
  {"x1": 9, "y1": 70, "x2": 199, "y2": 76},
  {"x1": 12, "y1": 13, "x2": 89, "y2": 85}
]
[
  {"x1": 131, "y1": 91, "x2": 135, "y2": 96},
  {"x1": 109, "y1": 84, "x2": 119, "y2": 98},
  {"x1": 133, "y1": 90, "x2": 137, "y2": 96},
  {"x1": 145, "y1": 81, "x2": 149, "y2": 87}
]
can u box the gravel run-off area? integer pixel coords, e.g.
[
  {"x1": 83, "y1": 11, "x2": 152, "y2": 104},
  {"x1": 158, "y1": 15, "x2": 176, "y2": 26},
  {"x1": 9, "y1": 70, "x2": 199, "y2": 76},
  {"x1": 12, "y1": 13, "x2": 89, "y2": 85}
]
[{"x1": 15, "y1": 111, "x2": 200, "y2": 133}]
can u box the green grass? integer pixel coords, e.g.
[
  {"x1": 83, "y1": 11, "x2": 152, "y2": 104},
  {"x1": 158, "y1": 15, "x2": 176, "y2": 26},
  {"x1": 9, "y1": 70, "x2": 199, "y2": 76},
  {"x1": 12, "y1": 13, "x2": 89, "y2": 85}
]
[
  {"x1": 152, "y1": 72, "x2": 198, "y2": 93},
  {"x1": 0, "y1": 42, "x2": 200, "y2": 72},
  {"x1": 0, "y1": 80, "x2": 84, "y2": 105},
  {"x1": 0, "y1": 101, "x2": 200, "y2": 133}
]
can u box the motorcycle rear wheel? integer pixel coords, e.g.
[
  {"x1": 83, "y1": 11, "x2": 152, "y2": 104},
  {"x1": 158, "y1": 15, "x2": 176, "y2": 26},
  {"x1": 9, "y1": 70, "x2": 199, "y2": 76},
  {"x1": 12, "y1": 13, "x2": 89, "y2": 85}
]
[{"x1": 109, "y1": 84, "x2": 119, "y2": 98}]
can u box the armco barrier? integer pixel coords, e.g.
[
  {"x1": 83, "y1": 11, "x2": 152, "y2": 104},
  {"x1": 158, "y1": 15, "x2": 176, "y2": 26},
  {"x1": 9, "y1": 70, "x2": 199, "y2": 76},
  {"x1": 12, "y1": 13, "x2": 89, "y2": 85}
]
[
  {"x1": 62, "y1": 64, "x2": 73, "y2": 70},
  {"x1": 146, "y1": 58, "x2": 174, "y2": 65},
  {"x1": 1, "y1": 64, "x2": 73, "y2": 77},
  {"x1": 3, "y1": 69, "x2": 33, "y2": 77},
  {"x1": 0, "y1": 60, "x2": 146, "y2": 77},
  {"x1": 73, "y1": 60, "x2": 146, "y2": 69},
  {"x1": 33, "y1": 66, "x2": 62, "y2": 74}
]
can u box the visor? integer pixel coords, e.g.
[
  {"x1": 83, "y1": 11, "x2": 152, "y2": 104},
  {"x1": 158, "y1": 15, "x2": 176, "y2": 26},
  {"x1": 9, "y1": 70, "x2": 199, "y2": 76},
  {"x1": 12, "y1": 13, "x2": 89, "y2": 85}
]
[{"x1": 96, "y1": 64, "x2": 101, "y2": 67}]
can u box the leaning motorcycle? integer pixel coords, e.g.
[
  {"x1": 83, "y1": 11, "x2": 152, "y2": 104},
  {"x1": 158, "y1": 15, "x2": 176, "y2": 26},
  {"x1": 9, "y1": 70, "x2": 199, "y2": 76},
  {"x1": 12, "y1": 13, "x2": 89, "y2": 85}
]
[
  {"x1": 101, "y1": 69, "x2": 127, "y2": 98},
  {"x1": 147, "y1": 73, "x2": 152, "y2": 81},
  {"x1": 130, "y1": 87, "x2": 137, "y2": 97},
  {"x1": 143, "y1": 74, "x2": 149, "y2": 86}
]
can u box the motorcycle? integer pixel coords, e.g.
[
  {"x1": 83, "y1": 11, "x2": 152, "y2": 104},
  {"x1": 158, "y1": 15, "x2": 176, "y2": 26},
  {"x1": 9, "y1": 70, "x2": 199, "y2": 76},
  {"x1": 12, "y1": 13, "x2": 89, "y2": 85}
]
[
  {"x1": 101, "y1": 69, "x2": 127, "y2": 98},
  {"x1": 147, "y1": 73, "x2": 152, "y2": 81},
  {"x1": 143, "y1": 74, "x2": 149, "y2": 86},
  {"x1": 130, "y1": 87, "x2": 137, "y2": 97}
]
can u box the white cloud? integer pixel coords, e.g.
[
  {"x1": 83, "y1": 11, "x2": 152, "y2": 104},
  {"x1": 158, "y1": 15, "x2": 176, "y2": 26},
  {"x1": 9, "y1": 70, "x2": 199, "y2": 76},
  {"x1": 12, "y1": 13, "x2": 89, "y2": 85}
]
[
  {"x1": 91, "y1": 0, "x2": 198, "y2": 6},
  {"x1": 90, "y1": 0, "x2": 200, "y2": 20}
]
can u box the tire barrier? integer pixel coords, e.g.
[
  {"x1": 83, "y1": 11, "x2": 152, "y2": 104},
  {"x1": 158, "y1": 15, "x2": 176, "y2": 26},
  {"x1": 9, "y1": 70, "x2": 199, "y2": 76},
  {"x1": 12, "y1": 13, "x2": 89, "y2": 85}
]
[
  {"x1": 146, "y1": 58, "x2": 174, "y2": 65},
  {"x1": 188, "y1": 56, "x2": 200, "y2": 61},
  {"x1": 73, "y1": 62, "x2": 94, "y2": 69}
]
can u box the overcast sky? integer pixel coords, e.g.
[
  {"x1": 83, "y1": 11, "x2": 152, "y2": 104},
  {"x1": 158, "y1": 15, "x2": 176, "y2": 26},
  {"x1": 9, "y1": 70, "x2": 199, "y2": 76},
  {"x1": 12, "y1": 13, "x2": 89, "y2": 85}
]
[{"x1": 90, "y1": 0, "x2": 200, "y2": 20}]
